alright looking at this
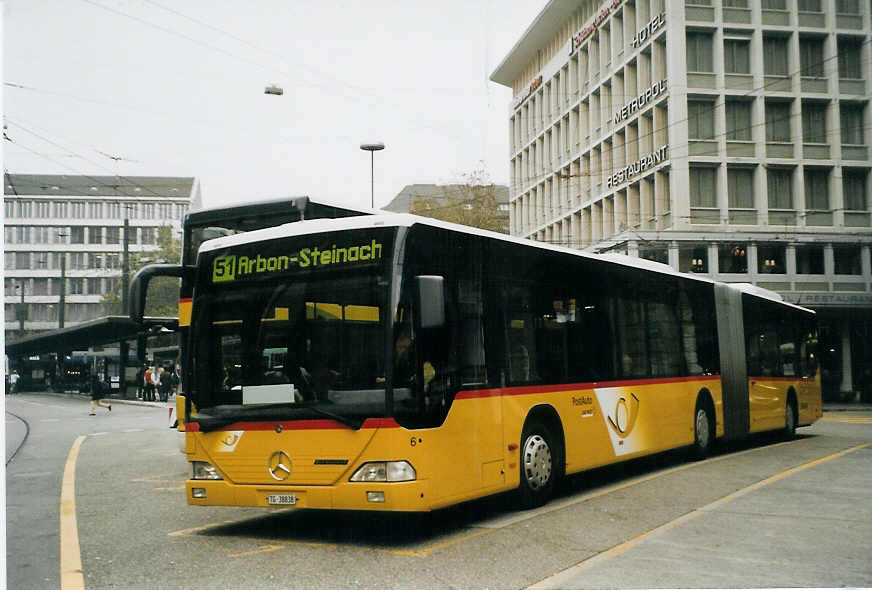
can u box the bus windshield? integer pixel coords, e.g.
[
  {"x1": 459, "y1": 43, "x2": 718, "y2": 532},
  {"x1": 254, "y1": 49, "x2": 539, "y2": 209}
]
[{"x1": 192, "y1": 273, "x2": 389, "y2": 424}]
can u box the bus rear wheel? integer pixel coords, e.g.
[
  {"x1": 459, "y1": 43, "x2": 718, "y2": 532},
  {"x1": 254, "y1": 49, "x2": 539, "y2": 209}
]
[
  {"x1": 784, "y1": 398, "x2": 797, "y2": 440},
  {"x1": 518, "y1": 420, "x2": 557, "y2": 508},
  {"x1": 692, "y1": 404, "x2": 713, "y2": 459}
]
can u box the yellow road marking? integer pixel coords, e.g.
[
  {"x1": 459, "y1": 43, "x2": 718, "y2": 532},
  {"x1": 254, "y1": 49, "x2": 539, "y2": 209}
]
[
  {"x1": 60, "y1": 436, "x2": 86, "y2": 590},
  {"x1": 228, "y1": 544, "x2": 290, "y2": 558},
  {"x1": 528, "y1": 443, "x2": 871, "y2": 590}
]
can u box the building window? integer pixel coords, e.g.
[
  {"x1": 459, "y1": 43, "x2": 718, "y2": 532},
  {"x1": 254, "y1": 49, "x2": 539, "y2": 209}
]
[
  {"x1": 105, "y1": 226, "x2": 120, "y2": 244},
  {"x1": 723, "y1": 0, "x2": 748, "y2": 6},
  {"x1": 763, "y1": 37, "x2": 789, "y2": 76},
  {"x1": 686, "y1": 0, "x2": 711, "y2": 4},
  {"x1": 125, "y1": 203, "x2": 138, "y2": 219},
  {"x1": 686, "y1": 32, "x2": 713, "y2": 73},
  {"x1": 53, "y1": 202, "x2": 68, "y2": 218},
  {"x1": 840, "y1": 103, "x2": 865, "y2": 145},
  {"x1": 767, "y1": 168, "x2": 793, "y2": 209},
  {"x1": 836, "y1": 0, "x2": 860, "y2": 13},
  {"x1": 728, "y1": 167, "x2": 754, "y2": 208},
  {"x1": 724, "y1": 39, "x2": 750, "y2": 74},
  {"x1": 141, "y1": 227, "x2": 155, "y2": 245},
  {"x1": 15, "y1": 252, "x2": 30, "y2": 269},
  {"x1": 804, "y1": 168, "x2": 830, "y2": 210},
  {"x1": 802, "y1": 102, "x2": 827, "y2": 143},
  {"x1": 679, "y1": 245, "x2": 709, "y2": 273},
  {"x1": 19, "y1": 200, "x2": 34, "y2": 217},
  {"x1": 765, "y1": 101, "x2": 791, "y2": 142},
  {"x1": 798, "y1": 0, "x2": 821, "y2": 11},
  {"x1": 796, "y1": 245, "x2": 824, "y2": 274},
  {"x1": 70, "y1": 252, "x2": 86, "y2": 270},
  {"x1": 35, "y1": 201, "x2": 51, "y2": 218},
  {"x1": 87, "y1": 201, "x2": 103, "y2": 218},
  {"x1": 834, "y1": 246, "x2": 861, "y2": 275},
  {"x1": 142, "y1": 203, "x2": 155, "y2": 219},
  {"x1": 87, "y1": 226, "x2": 103, "y2": 244},
  {"x1": 799, "y1": 37, "x2": 825, "y2": 77},
  {"x1": 639, "y1": 246, "x2": 668, "y2": 265},
  {"x1": 86, "y1": 278, "x2": 102, "y2": 295},
  {"x1": 690, "y1": 166, "x2": 717, "y2": 207},
  {"x1": 725, "y1": 100, "x2": 752, "y2": 140},
  {"x1": 843, "y1": 170, "x2": 868, "y2": 210},
  {"x1": 762, "y1": 0, "x2": 786, "y2": 8},
  {"x1": 107, "y1": 202, "x2": 121, "y2": 219},
  {"x1": 838, "y1": 39, "x2": 862, "y2": 79},
  {"x1": 4, "y1": 201, "x2": 13, "y2": 218},
  {"x1": 719, "y1": 243, "x2": 747, "y2": 273},
  {"x1": 687, "y1": 100, "x2": 716, "y2": 139},
  {"x1": 106, "y1": 253, "x2": 120, "y2": 269},
  {"x1": 68, "y1": 278, "x2": 84, "y2": 295},
  {"x1": 71, "y1": 202, "x2": 86, "y2": 218},
  {"x1": 758, "y1": 245, "x2": 786, "y2": 274}
]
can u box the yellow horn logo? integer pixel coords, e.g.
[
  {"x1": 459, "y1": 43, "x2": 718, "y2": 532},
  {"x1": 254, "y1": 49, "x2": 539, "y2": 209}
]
[{"x1": 607, "y1": 393, "x2": 640, "y2": 438}]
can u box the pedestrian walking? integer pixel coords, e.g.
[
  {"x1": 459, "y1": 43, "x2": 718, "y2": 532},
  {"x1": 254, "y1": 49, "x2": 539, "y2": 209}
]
[
  {"x1": 89, "y1": 374, "x2": 111, "y2": 415},
  {"x1": 135, "y1": 366, "x2": 144, "y2": 399},
  {"x1": 8, "y1": 370, "x2": 20, "y2": 394}
]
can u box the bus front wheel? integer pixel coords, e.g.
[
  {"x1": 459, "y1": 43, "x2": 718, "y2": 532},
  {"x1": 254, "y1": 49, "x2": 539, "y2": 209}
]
[{"x1": 518, "y1": 420, "x2": 557, "y2": 508}]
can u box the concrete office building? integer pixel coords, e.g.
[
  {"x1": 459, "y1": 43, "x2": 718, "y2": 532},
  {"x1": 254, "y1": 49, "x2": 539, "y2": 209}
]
[
  {"x1": 491, "y1": 0, "x2": 871, "y2": 400},
  {"x1": 4, "y1": 174, "x2": 199, "y2": 342}
]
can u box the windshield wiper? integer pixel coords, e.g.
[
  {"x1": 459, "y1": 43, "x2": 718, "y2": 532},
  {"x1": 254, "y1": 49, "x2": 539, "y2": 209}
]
[{"x1": 299, "y1": 404, "x2": 364, "y2": 430}]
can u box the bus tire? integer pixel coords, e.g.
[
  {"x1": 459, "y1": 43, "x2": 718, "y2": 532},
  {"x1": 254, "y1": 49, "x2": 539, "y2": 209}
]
[
  {"x1": 784, "y1": 396, "x2": 797, "y2": 440},
  {"x1": 692, "y1": 401, "x2": 714, "y2": 460},
  {"x1": 518, "y1": 419, "x2": 558, "y2": 509}
]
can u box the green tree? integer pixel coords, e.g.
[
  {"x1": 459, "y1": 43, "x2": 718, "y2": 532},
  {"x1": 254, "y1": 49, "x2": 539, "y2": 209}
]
[
  {"x1": 102, "y1": 225, "x2": 181, "y2": 317},
  {"x1": 408, "y1": 167, "x2": 507, "y2": 233}
]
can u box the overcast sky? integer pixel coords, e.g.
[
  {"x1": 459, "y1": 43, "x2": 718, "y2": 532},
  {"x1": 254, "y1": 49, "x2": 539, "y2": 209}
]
[{"x1": 4, "y1": 0, "x2": 544, "y2": 209}]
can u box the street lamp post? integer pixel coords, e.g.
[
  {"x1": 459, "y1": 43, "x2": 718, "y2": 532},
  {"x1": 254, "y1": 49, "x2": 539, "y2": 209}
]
[
  {"x1": 17, "y1": 280, "x2": 26, "y2": 338},
  {"x1": 360, "y1": 142, "x2": 385, "y2": 209}
]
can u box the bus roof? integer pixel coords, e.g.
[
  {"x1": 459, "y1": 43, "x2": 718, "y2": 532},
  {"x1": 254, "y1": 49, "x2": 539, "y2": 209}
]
[
  {"x1": 197, "y1": 213, "x2": 812, "y2": 314},
  {"x1": 184, "y1": 196, "x2": 375, "y2": 228}
]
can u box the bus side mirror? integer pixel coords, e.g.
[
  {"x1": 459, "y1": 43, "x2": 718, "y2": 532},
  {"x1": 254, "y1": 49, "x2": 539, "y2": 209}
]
[
  {"x1": 416, "y1": 275, "x2": 445, "y2": 329},
  {"x1": 129, "y1": 264, "x2": 194, "y2": 323}
]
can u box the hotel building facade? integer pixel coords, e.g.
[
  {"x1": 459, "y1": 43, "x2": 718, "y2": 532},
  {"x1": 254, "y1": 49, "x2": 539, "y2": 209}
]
[
  {"x1": 491, "y1": 0, "x2": 871, "y2": 400},
  {"x1": 4, "y1": 174, "x2": 199, "y2": 343}
]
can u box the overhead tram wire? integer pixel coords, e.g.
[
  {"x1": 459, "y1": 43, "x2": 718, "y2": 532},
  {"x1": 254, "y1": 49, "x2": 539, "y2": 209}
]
[
  {"x1": 75, "y1": 0, "x2": 493, "y2": 150},
  {"x1": 5, "y1": 119, "x2": 181, "y2": 201}
]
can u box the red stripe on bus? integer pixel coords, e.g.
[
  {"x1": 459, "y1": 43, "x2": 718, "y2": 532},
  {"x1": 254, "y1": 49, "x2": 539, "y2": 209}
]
[
  {"x1": 190, "y1": 417, "x2": 400, "y2": 432},
  {"x1": 179, "y1": 298, "x2": 192, "y2": 303},
  {"x1": 455, "y1": 375, "x2": 722, "y2": 400}
]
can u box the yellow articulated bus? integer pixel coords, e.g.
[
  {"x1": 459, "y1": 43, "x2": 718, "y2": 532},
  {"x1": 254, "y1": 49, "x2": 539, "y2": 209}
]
[{"x1": 130, "y1": 214, "x2": 821, "y2": 512}]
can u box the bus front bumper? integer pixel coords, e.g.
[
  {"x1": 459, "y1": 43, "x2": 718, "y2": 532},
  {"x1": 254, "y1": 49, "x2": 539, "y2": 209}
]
[{"x1": 186, "y1": 478, "x2": 431, "y2": 512}]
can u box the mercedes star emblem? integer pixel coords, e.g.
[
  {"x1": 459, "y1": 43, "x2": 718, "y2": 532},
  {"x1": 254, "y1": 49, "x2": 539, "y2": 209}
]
[{"x1": 267, "y1": 450, "x2": 292, "y2": 481}]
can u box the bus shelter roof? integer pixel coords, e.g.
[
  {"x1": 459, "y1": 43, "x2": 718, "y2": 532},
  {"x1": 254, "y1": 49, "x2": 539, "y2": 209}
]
[{"x1": 4, "y1": 316, "x2": 178, "y2": 357}]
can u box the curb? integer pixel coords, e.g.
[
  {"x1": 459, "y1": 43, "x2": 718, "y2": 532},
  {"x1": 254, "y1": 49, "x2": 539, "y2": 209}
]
[{"x1": 12, "y1": 390, "x2": 173, "y2": 409}]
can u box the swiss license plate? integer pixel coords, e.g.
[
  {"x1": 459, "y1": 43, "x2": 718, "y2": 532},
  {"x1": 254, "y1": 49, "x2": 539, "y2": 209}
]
[{"x1": 267, "y1": 494, "x2": 297, "y2": 505}]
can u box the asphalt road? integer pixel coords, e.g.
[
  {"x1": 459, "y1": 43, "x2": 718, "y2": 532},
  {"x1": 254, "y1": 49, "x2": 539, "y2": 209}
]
[{"x1": 5, "y1": 392, "x2": 872, "y2": 589}]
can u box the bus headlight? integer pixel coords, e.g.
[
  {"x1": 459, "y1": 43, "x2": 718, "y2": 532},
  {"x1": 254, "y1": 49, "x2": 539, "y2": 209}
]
[
  {"x1": 191, "y1": 461, "x2": 223, "y2": 480},
  {"x1": 350, "y1": 461, "x2": 416, "y2": 482}
]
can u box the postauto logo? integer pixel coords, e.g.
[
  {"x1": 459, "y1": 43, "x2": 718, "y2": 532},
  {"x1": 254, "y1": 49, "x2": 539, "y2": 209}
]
[{"x1": 212, "y1": 240, "x2": 383, "y2": 283}]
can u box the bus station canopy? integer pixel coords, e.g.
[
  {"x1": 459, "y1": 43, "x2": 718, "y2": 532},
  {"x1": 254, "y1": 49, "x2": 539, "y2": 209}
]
[{"x1": 5, "y1": 316, "x2": 178, "y2": 357}]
